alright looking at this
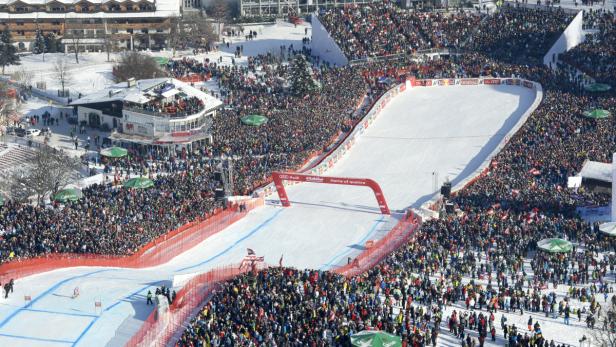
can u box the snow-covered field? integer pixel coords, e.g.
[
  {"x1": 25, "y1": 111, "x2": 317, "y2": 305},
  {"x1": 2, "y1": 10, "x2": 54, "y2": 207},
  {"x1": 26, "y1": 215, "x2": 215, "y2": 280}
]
[
  {"x1": 0, "y1": 84, "x2": 538, "y2": 346},
  {"x1": 3, "y1": 21, "x2": 310, "y2": 102}
]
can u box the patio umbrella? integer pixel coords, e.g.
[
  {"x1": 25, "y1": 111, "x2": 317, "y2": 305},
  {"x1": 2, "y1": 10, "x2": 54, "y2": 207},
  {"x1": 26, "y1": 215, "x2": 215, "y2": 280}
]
[
  {"x1": 582, "y1": 109, "x2": 611, "y2": 119},
  {"x1": 241, "y1": 114, "x2": 268, "y2": 126},
  {"x1": 123, "y1": 177, "x2": 154, "y2": 189},
  {"x1": 537, "y1": 238, "x2": 573, "y2": 253},
  {"x1": 351, "y1": 330, "x2": 402, "y2": 347},
  {"x1": 101, "y1": 147, "x2": 128, "y2": 158},
  {"x1": 584, "y1": 83, "x2": 612, "y2": 93},
  {"x1": 52, "y1": 188, "x2": 83, "y2": 203}
]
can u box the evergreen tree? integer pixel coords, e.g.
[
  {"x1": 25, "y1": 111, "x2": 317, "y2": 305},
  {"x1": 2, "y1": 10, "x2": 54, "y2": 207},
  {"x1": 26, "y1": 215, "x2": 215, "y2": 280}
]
[
  {"x1": 0, "y1": 27, "x2": 19, "y2": 75},
  {"x1": 45, "y1": 33, "x2": 59, "y2": 53},
  {"x1": 32, "y1": 29, "x2": 46, "y2": 55},
  {"x1": 290, "y1": 54, "x2": 317, "y2": 97}
]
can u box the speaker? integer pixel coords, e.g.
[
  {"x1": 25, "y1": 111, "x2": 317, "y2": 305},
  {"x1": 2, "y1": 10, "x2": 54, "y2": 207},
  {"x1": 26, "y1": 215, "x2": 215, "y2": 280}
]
[
  {"x1": 214, "y1": 188, "x2": 225, "y2": 200},
  {"x1": 440, "y1": 182, "x2": 452, "y2": 198},
  {"x1": 214, "y1": 172, "x2": 223, "y2": 182}
]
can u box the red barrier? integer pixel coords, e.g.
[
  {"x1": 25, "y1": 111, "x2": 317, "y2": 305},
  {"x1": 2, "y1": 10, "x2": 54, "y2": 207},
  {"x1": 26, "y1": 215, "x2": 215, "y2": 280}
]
[
  {"x1": 334, "y1": 212, "x2": 420, "y2": 277},
  {"x1": 125, "y1": 262, "x2": 269, "y2": 347},
  {"x1": 0, "y1": 198, "x2": 264, "y2": 284},
  {"x1": 272, "y1": 172, "x2": 391, "y2": 215}
]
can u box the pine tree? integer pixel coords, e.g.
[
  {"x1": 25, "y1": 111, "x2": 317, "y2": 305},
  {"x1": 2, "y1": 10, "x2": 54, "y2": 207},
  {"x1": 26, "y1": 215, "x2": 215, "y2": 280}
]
[
  {"x1": 45, "y1": 33, "x2": 58, "y2": 53},
  {"x1": 0, "y1": 27, "x2": 19, "y2": 75},
  {"x1": 290, "y1": 54, "x2": 317, "y2": 97},
  {"x1": 32, "y1": 29, "x2": 46, "y2": 55}
]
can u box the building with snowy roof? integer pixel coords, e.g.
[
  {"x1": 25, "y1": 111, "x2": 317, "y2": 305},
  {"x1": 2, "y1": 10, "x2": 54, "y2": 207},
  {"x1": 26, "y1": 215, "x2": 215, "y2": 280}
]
[
  {"x1": 0, "y1": 0, "x2": 187, "y2": 50},
  {"x1": 70, "y1": 77, "x2": 223, "y2": 147}
]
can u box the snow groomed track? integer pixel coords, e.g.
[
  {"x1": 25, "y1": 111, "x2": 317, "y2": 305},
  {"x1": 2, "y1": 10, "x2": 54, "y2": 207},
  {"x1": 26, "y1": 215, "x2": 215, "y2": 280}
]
[{"x1": 0, "y1": 78, "x2": 541, "y2": 346}]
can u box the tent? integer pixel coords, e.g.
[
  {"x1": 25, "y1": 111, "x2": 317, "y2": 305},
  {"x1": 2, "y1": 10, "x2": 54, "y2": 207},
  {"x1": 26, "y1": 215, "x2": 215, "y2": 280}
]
[
  {"x1": 241, "y1": 114, "x2": 269, "y2": 126},
  {"x1": 599, "y1": 222, "x2": 616, "y2": 236},
  {"x1": 101, "y1": 147, "x2": 128, "y2": 158},
  {"x1": 351, "y1": 331, "x2": 402, "y2": 347},
  {"x1": 583, "y1": 109, "x2": 611, "y2": 119},
  {"x1": 52, "y1": 188, "x2": 83, "y2": 203},
  {"x1": 584, "y1": 83, "x2": 612, "y2": 93},
  {"x1": 537, "y1": 238, "x2": 573, "y2": 253},
  {"x1": 123, "y1": 177, "x2": 154, "y2": 189}
]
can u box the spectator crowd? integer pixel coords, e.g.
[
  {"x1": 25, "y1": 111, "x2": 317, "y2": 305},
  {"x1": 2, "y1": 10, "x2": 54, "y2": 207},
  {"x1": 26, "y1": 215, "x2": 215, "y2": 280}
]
[{"x1": 175, "y1": 4, "x2": 616, "y2": 347}]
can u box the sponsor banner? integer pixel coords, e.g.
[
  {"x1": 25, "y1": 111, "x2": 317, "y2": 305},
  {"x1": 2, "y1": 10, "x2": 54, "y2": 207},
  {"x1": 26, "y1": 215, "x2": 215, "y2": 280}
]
[
  {"x1": 483, "y1": 79, "x2": 501, "y2": 85},
  {"x1": 416, "y1": 79, "x2": 433, "y2": 87},
  {"x1": 459, "y1": 79, "x2": 479, "y2": 85}
]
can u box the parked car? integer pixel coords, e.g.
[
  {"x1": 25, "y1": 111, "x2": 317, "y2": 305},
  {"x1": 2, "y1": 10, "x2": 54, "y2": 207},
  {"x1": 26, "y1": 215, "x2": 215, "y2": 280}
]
[{"x1": 25, "y1": 128, "x2": 41, "y2": 137}]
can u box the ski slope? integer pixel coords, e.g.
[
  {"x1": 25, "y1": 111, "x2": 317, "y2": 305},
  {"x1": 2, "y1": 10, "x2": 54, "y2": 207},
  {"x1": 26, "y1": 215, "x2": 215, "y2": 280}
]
[{"x1": 0, "y1": 84, "x2": 538, "y2": 346}]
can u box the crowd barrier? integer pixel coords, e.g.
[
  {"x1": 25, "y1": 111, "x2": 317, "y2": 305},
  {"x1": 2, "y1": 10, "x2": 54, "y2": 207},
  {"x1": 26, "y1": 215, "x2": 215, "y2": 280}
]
[
  {"x1": 0, "y1": 198, "x2": 264, "y2": 284},
  {"x1": 125, "y1": 262, "x2": 268, "y2": 347},
  {"x1": 334, "y1": 212, "x2": 420, "y2": 278}
]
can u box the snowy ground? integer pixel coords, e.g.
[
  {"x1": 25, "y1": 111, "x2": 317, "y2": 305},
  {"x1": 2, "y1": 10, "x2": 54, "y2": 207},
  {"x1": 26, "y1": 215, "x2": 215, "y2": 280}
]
[
  {"x1": 2, "y1": 21, "x2": 310, "y2": 103},
  {"x1": 0, "y1": 84, "x2": 537, "y2": 346}
]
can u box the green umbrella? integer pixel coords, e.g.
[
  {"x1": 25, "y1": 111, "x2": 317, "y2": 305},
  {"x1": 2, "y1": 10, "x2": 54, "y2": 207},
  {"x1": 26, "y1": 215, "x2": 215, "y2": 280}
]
[
  {"x1": 583, "y1": 109, "x2": 611, "y2": 119},
  {"x1": 599, "y1": 222, "x2": 616, "y2": 236},
  {"x1": 351, "y1": 331, "x2": 402, "y2": 347},
  {"x1": 101, "y1": 147, "x2": 128, "y2": 158},
  {"x1": 584, "y1": 83, "x2": 612, "y2": 93},
  {"x1": 153, "y1": 56, "x2": 169, "y2": 66},
  {"x1": 537, "y1": 238, "x2": 573, "y2": 253},
  {"x1": 123, "y1": 177, "x2": 154, "y2": 189},
  {"x1": 241, "y1": 114, "x2": 269, "y2": 126},
  {"x1": 52, "y1": 188, "x2": 83, "y2": 203}
]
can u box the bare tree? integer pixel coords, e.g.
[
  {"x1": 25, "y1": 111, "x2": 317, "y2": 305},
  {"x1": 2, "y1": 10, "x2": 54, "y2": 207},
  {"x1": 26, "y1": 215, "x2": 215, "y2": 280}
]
[
  {"x1": 54, "y1": 58, "x2": 72, "y2": 95},
  {"x1": 207, "y1": 0, "x2": 231, "y2": 39},
  {"x1": 590, "y1": 299, "x2": 616, "y2": 347},
  {"x1": 10, "y1": 147, "x2": 81, "y2": 204},
  {"x1": 113, "y1": 51, "x2": 165, "y2": 82},
  {"x1": 11, "y1": 66, "x2": 34, "y2": 89},
  {"x1": 64, "y1": 19, "x2": 83, "y2": 64},
  {"x1": 169, "y1": 15, "x2": 216, "y2": 56}
]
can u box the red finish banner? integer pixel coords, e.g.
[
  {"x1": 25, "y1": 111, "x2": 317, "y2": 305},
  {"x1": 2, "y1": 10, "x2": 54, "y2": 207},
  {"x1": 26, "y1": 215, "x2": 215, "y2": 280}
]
[{"x1": 272, "y1": 172, "x2": 391, "y2": 215}]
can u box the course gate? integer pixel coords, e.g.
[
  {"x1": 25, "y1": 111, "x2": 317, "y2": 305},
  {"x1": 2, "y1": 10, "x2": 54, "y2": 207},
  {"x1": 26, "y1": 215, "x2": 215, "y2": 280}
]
[{"x1": 272, "y1": 172, "x2": 391, "y2": 215}]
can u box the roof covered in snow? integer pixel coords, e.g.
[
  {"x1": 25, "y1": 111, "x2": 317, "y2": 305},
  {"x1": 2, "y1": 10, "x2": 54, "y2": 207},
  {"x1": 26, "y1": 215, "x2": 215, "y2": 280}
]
[
  {"x1": 70, "y1": 77, "x2": 223, "y2": 114},
  {"x1": 0, "y1": 0, "x2": 179, "y2": 19}
]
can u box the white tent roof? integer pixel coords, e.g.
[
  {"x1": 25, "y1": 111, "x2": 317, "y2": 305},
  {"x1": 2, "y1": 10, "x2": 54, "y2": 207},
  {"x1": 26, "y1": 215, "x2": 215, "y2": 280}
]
[{"x1": 579, "y1": 160, "x2": 612, "y2": 183}]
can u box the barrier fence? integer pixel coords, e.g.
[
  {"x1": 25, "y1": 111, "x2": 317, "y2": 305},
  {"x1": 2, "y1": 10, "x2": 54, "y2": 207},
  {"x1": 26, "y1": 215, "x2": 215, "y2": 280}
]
[
  {"x1": 0, "y1": 198, "x2": 264, "y2": 284},
  {"x1": 125, "y1": 262, "x2": 269, "y2": 347},
  {"x1": 334, "y1": 212, "x2": 420, "y2": 278}
]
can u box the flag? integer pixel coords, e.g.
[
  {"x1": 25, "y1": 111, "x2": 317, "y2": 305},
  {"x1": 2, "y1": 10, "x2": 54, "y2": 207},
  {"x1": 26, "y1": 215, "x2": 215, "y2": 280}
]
[
  {"x1": 279, "y1": 254, "x2": 284, "y2": 267},
  {"x1": 247, "y1": 248, "x2": 255, "y2": 256}
]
